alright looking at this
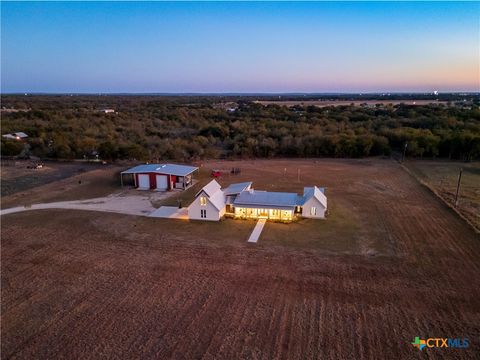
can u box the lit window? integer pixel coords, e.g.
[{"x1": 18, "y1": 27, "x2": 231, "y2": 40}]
[
  {"x1": 200, "y1": 196, "x2": 207, "y2": 206},
  {"x1": 310, "y1": 207, "x2": 316, "y2": 216}
]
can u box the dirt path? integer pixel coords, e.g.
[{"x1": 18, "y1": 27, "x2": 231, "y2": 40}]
[
  {"x1": 1, "y1": 196, "x2": 152, "y2": 217},
  {"x1": 0, "y1": 192, "x2": 178, "y2": 218}
]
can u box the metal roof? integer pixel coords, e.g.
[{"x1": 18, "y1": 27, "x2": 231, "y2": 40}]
[
  {"x1": 195, "y1": 179, "x2": 221, "y2": 198},
  {"x1": 233, "y1": 203, "x2": 295, "y2": 211},
  {"x1": 223, "y1": 182, "x2": 252, "y2": 195},
  {"x1": 301, "y1": 187, "x2": 327, "y2": 208},
  {"x1": 121, "y1": 163, "x2": 198, "y2": 176},
  {"x1": 194, "y1": 180, "x2": 225, "y2": 210},
  {"x1": 234, "y1": 190, "x2": 300, "y2": 208},
  {"x1": 207, "y1": 189, "x2": 226, "y2": 211},
  {"x1": 2, "y1": 132, "x2": 28, "y2": 139}
]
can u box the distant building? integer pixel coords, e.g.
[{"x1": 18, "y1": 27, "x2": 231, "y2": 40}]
[
  {"x1": 2, "y1": 132, "x2": 28, "y2": 140},
  {"x1": 213, "y1": 102, "x2": 238, "y2": 112},
  {"x1": 100, "y1": 109, "x2": 115, "y2": 114}
]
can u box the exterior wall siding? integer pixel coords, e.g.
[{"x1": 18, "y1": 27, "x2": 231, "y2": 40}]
[
  {"x1": 188, "y1": 196, "x2": 221, "y2": 221},
  {"x1": 134, "y1": 172, "x2": 175, "y2": 190},
  {"x1": 302, "y1": 197, "x2": 326, "y2": 218}
]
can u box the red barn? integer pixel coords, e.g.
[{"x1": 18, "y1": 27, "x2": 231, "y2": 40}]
[{"x1": 120, "y1": 163, "x2": 198, "y2": 191}]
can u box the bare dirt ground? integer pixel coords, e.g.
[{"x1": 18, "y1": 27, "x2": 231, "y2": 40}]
[
  {"x1": 2, "y1": 159, "x2": 480, "y2": 359},
  {"x1": 0, "y1": 161, "x2": 124, "y2": 209},
  {"x1": 256, "y1": 99, "x2": 448, "y2": 107},
  {"x1": 404, "y1": 160, "x2": 480, "y2": 231},
  {"x1": 0, "y1": 160, "x2": 111, "y2": 197}
]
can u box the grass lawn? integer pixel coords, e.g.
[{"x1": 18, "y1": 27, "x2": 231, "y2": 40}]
[
  {"x1": 156, "y1": 167, "x2": 213, "y2": 207},
  {"x1": 261, "y1": 200, "x2": 362, "y2": 254}
]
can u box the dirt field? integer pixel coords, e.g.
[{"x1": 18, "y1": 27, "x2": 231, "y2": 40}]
[
  {"x1": 0, "y1": 161, "x2": 124, "y2": 209},
  {"x1": 1, "y1": 160, "x2": 109, "y2": 197},
  {"x1": 2, "y1": 159, "x2": 480, "y2": 359},
  {"x1": 256, "y1": 99, "x2": 449, "y2": 107},
  {"x1": 404, "y1": 160, "x2": 480, "y2": 231}
]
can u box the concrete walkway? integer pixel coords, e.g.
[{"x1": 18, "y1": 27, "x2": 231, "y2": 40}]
[
  {"x1": 248, "y1": 219, "x2": 267, "y2": 243},
  {"x1": 149, "y1": 206, "x2": 188, "y2": 219}
]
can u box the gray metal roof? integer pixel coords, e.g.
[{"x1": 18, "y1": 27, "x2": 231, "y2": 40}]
[
  {"x1": 223, "y1": 182, "x2": 252, "y2": 195},
  {"x1": 121, "y1": 163, "x2": 198, "y2": 176},
  {"x1": 195, "y1": 179, "x2": 221, "y2": 197},
  {"x1": 233, "y1": 203, "x2": 295, "y2": 211},
  {"x1": 234, "y1": 190, "x2": 301, "y2": 208},
  {"x1": 300, "y1": 186, "x2": 327, "y2": 207}
]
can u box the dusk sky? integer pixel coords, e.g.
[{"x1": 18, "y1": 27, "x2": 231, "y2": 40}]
[{"x1": 1, "y1": 1, "x2": 479, "y2": 93}]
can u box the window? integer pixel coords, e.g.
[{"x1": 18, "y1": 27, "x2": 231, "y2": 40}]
[
  {"x1": 310, "y1": 207, "x2": 317, "y2": 216},
  {"x1": 201, "y1": 209, "x2": 207, "y2": 218},
  {"x1": 200, "y1": 196, "x2": 207, "y2": 206}
]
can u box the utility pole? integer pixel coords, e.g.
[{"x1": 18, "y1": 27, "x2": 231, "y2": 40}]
[
  {"x1": 455, "y1": 168, "x2": 463, "y2": 207},
  {"x1": 402, "y1": 141, "x2": 408, "y2": 163}
]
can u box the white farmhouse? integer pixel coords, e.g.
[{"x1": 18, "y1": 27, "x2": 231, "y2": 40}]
[
  {"x1": 188, "y1": 180, "x2": 327, "y2": 222},
  {"x1": 188, "y1": 180, "x2": 226, "y2": 221},
  {"x1": 301, "y1": 186, "x2": 328, "y2": 218}
]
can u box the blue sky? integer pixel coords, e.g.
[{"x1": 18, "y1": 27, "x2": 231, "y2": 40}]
[{"x1": 1, "y1": 1, "x2": 479, "y2": 93}]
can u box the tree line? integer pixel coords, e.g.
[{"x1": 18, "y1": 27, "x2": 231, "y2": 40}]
[{"x1": 1, "y1": 95, "x2": 479, "y2": 161}]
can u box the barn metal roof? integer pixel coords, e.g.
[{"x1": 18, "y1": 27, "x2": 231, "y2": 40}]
[{"x1": 121, "y1": 163, "x2": 198, "y2": 176}]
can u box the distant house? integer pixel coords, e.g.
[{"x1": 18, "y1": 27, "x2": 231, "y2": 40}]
[
  {"x1": 100, "y1": 109, "x2": 115, "y2": 114},
  {"x1": 188, "y1": 180, "x2": 327, "y2": 222},
  {"x1": 120, "y1": 163, "x2": 198, "y2": 191},
  {"x1": 2, "y1": 132, "x2": 28, "y2": 140}
]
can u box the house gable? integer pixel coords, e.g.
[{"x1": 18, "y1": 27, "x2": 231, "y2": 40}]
[
  {"x1": 301, "y1": 194, "x2": 326, "y2": 218},
  {"x1": 189, "y1": 179, "x2": 225, "y2": 221}
]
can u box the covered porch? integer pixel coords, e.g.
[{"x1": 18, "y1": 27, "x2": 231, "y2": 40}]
[{"x1": 234, "y1": 206, "x2": 295, "y2": 221}]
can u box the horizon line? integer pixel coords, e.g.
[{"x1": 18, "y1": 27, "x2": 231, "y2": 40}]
[{"x1": 2, "y1": 91, "x2": 479, "y2": 96}]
